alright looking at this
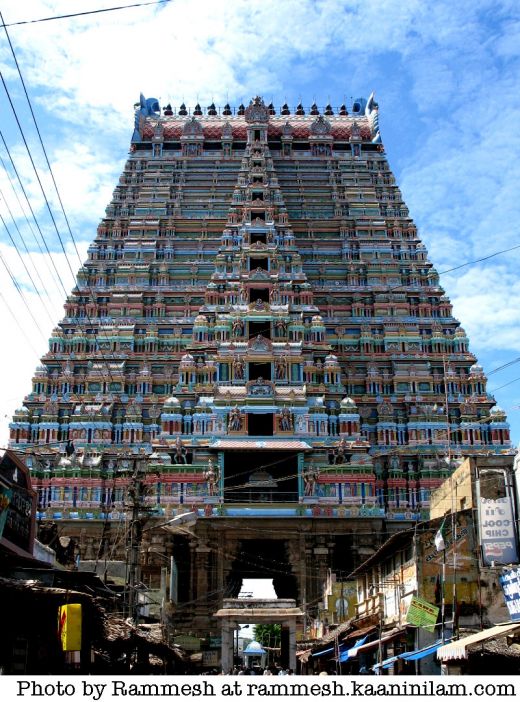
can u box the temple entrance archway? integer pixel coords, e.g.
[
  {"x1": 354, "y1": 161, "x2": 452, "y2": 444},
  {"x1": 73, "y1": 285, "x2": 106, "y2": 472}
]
[
  {"x1": 225, "y1": 539, "x2": 299, "y2": 600},
  {"x1": 215, "y1": 598, "x2": 303, "y2": 673}
]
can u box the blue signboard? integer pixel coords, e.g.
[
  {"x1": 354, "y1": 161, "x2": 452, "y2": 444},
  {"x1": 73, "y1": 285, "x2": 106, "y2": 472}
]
[{"x1": 499, "y1": 567, "x2": 520, "y2": 622}]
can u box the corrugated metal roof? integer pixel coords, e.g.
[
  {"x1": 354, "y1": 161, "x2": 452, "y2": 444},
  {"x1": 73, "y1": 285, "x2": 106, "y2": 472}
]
[{"x1": 437, "y1": 623, "x2": 520, "y2": 661}]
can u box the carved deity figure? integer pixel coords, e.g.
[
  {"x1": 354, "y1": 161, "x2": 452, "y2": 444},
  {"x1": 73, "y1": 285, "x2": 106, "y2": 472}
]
[
  {"x1": 275, "y1": 318, "x2": 287, "y2": 337},
  {"x1": 239, "y1": 285, "x2": 248, "y2": 304},
  {"x1": 270, "y1": 286, "x2": 281, "y2": 304},
  {"x1": 254, "y1": 298, "x2": 265, "y2": 311},
  {"x1": 173, "y1": 437, "x2": 187, "y2": 464},
  {"x1": 204, "y1": 458, "x2": 219, "y2": 496},
  {"x1": 228, "y1": 406, "x2": 242, "y2": 432},
  {"x1": 275, "y1": 355, "x2": 288, "y2": 380},
  {"x1": 232, "y1": 318, "x2": 244, "y2": 337},
  {"x1": 390, "y1": 454, "x2": 400, "y2": 472},
  {"x1": 303, "y1": 468, "x2": 319, "y2": 497},
  {"x1": 233, "y1": 356, "x2": 245, "y2": 380},
  {"x1": 334, "y1": 438, "x2": 348, "y2": 465},
  {"x1": 279, "y1": 406, "x2": 293, "y2": 432}
]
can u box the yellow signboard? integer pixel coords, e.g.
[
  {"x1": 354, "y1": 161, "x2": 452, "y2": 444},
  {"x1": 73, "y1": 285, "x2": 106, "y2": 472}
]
[
  {"x1": 58, "y1": 604, "x2": 82, "y2": 651},
  {"x1": 327, "y1": 581, "x2": 357, "y2": 623}
]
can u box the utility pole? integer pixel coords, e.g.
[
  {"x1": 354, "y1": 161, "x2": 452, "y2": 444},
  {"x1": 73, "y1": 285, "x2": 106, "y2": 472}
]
[{"x1": 126, "y1": 458, "x2": 148, "y2": 622}]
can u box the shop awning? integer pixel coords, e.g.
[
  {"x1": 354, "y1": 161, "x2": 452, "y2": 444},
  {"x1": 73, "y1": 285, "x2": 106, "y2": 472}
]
[
  {"x1": 400, "y1": 640, "x2": 445, "y2": 661},
  {"x1": 372, "y1": 655, "x2": 399, "y2": 671},
  {"x1": 371, "y1": 639, "x2": 447, "y2": 671},
  {"x1": 312, "y1": 646, "x2": 335, "y2": 657},
  {"x1": 339, "y1": 636, "x2": 369, "y2": 662},
  {"x1": 437, "y1": 623, "x2": 520, "y2": 661},
  {"x1": 346, "y1": 628, "x2": 405, "y2": 658}
]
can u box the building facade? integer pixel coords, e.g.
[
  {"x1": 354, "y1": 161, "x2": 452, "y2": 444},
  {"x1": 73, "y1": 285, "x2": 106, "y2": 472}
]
[{"x1": 9, "y1": 94, "x2": 512, "y2": 634}]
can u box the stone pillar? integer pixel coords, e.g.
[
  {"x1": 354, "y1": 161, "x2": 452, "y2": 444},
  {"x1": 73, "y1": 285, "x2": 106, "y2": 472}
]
[
  {"x1": 288, "y1": 619, "x2": 297, "y2": 672},
  {"x1": 195, "y1": 545, "x2": 211, "y2": 597},
  {"x1": 221, "y1": 622, "x2": 233, "y2": 674}
]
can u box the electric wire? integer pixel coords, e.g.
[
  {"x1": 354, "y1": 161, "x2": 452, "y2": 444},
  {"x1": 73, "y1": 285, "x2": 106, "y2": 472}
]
[
  {"x1": 0, "y1": 290, "x2": 41, "y2": 357},
  {"x1": 0, "y1": 211, "x2": 55, "y2": 326},
  {"x1": 0, "y1": 130, "x2": 69, "y2": 297},
  {"x1": 0, "y1": 150, "x2": 65, "y2": 299},
  {"x1": 2, "y1": 11, "x2": 89, "y2": 268},
  {"x1": 0, "y1": 249, "x2": 48, "y2": 341},
  {"x1": 489, "y1": 375, "x2": 520, "y2": 393},
  {"x1": 1, "y1": 0, "x2": 174, "y2": 28},
  {"x1": 0, "y1": 177, "x2": 59, "y2": 309},
  {"x1": 0, "y1": 70, "x2": 78, "y2": 282},
  {"x1": 0, "y1": 131, "x2": 125, "y2": 389},
  {"x1": 0, "y1": 36, "x2": 135, "y2": 389}
]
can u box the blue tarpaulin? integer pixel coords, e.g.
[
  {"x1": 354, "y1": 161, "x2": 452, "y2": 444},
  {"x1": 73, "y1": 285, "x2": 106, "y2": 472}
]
[
  {"x1": 312, "y1": 646, "x2": 334, "y2": 657},
  {"x1": 338, "y1": 636, "x2": 369, "y2": 663},
  {"x1": 373, "y1": 639, "x2": 447, "y2": 670},
  {"x1": 399, "y1": 640, "x2": 446, "y2": 661}
]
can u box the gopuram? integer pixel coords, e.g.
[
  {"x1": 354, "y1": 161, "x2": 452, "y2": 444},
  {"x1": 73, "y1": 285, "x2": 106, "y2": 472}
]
[{"x1": 9, "y1": 95, "x2": 511, "y2": 636}]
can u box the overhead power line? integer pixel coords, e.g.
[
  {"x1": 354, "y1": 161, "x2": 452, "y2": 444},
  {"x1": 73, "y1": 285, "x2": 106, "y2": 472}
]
[
  {"x1": 490, "y1": 376, "x2": 520, "y2": 393},
  {"x1": 438, "y1": 243, "x2": 520, "y2": 276},
  {"x1": 0, "y1": 150, "x2": 65, "y2": 299},
  {"x1": 488, "y1": 356, "x2": 520, "y2": 377},
  {"x1": 0, "y1": 28, "x2": 127, "y2": 390},
  {"x1": 0, "y1": 211, "x2": 55, "y2": 326},
  {"x1": 0, "y1": 0, "x2": 173, "y2": 28},
  {"x1": 0, "y1": 250, "x2": 48, "y2": 341},
  {"x1": 0, "y1": 181, "x2": 58, "y2": 308},
  {"x1": 0, "y1": 130, "x2": 69, "y2": 298},
  {"x1": 2, "y1": 10, "x2": 88, "y2": 269},
  {"x1": 0, "y1": 70, "x2": 78, "y2": 283},
  {"x1": 0, "y1": 290, "x2": 42, "y2": 357}
]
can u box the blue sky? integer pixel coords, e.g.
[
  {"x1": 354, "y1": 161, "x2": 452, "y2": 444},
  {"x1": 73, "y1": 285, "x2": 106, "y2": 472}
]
[{"x1": 0, "y1": 0, "x2": 519, "y2": 447}]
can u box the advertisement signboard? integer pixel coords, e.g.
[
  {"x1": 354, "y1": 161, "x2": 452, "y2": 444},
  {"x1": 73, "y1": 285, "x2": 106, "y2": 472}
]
[
  {"x1": 0, "y1": 485, "x2": 13, "y2": 540},
  {"x1": 406, "y1": 596, "x2": 439, "y2": 633},
  {"x1": 477, "y1": 469, "x2": 519, "y2": 566},
  {"x1": 0, "y1": 452, "x2": 36, "y2": 555},
  {"x1": 499, "y1": 567, "x2": 520, "y2": 622},
  {"x1": 58, "y1": 604, "x2": 82, "y2": 651},
  {"x1": 327, "y1": 581, "x2": 357, "y2": 623}
]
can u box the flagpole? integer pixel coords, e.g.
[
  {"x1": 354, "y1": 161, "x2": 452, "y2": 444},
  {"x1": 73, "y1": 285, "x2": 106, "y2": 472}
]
[
  {"x1": 442, "y1": 354, "x2": 452, "y2": 466},
  {"x1": 443, "y1": 354, "x2": 457, "y2": 639},
  {"x1": 435, "y1": 517, "x2": 447, "y2": 642},
  {"x1": 441, "y1": 546, "x2": 446, "y2": 643},
  {"x1": 442, "y1": 354, "x2": 451, "y2": 644}
]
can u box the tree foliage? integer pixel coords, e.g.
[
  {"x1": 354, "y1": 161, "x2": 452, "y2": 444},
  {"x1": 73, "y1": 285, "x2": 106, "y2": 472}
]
[{"x1": 253, "y1": 623, "x2": 281, "y2": 647}]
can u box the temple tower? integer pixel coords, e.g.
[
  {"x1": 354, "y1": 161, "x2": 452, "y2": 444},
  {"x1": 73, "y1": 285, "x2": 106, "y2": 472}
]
[{"x1": 10, "y1": 94, "x2": 512, "y2": 634}]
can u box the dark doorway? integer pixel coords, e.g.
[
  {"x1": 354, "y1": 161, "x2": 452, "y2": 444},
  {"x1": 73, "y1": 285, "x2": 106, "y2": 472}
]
[
  {"x1": 249, "y1": 256, "x2": 268, "y2": 271},
  {"x1": 248, "y1": 413, "x2": 273, "y2": 436},
  {"x1": 251, "y1": 232, "x2": 266, "y2": 244},
  {"x1": 248, "y1": 361, "x2": 271, "y2": 381},
  {"x1": 249, "y1": 287, "x2": 269, "y2": 303},
  {"x1": 248, "y1": 320, "x2": 271, "y2": 339},
  {"x1": 224, "y1": 450, "x2": 299, "y2": 503}
]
